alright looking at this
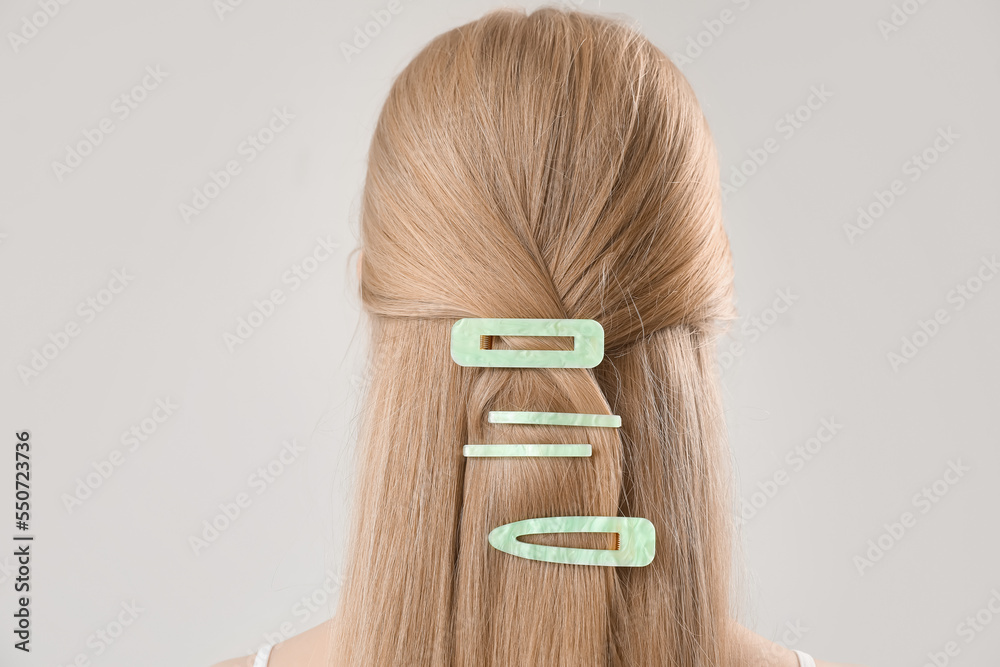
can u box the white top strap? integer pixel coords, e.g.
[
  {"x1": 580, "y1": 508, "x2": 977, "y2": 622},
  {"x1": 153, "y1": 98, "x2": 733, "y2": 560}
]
[
  {"x1": 253, "y1": 644, "x2": 273, "y2": 667},
  {"x1": 794, "y1": 649, "x2": 817, "y2": 667}
]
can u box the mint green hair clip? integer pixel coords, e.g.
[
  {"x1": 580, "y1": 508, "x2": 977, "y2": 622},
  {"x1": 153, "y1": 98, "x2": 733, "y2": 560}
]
[
  {"x1": 463, "y1": 444, "x2": 592, "y2": 457},
  {"x1": 488, "y1": 411, "x2": 621, "y2": 428},
  {"x1": 488, "y1": 516, "x2": 655, "y2": 567},
  {"x1": 450, "y1": 318, "x2": 604, "y2": 368}
]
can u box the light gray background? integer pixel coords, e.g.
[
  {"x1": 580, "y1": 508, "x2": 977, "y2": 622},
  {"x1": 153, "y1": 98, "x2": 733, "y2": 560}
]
[{"x1": 2, "y1": 1, "x2": 998, "y2": 665}]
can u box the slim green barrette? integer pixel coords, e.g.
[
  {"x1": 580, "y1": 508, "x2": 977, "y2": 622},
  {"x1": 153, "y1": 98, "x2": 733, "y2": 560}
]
[
  {"x1": 450, "y1": 318, "x2": 604, "y2": 368},
  {"x1": 463, "y1": 444, "x2": 592, "y2": 457},
  {"x1": 488, "y1": 411, "x2": 621, "y2": 428},
  {"x1": 488, "y1": 515, "x2": 656, "y2": 567}
]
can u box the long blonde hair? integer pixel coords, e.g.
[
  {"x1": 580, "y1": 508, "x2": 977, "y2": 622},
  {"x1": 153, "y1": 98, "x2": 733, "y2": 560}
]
[{"x1": 332, "y1": 7, "x2": 743, "y2": 665}]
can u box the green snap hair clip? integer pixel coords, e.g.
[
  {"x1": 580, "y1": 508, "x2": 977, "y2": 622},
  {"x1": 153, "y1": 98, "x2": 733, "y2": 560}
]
[
  {"x1": 463, "y1": 444, "x2": 592, "y2": 457},
  {"x1": 450, "y1": 318, "x2": 604, "y2": 368},
  {"x1": 488, "y1": 516, "x2": 655, "y2": 567},
  {"x1": 488, "y1": 411, "x2": 621, "y2": 428}
]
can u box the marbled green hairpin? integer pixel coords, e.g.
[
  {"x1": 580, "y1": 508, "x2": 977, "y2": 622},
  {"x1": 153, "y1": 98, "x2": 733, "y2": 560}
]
[
  {"x1": 453, "y1": 318, "x2": 653, "y2": 565},
  {"x1": 450, "y1": 318, "x2": 604, "y2": 368},
  {"x1": 463, "y1": 444, "x2": 592, "y2": 457},
  {"x1": 488, "y1": 516, "x2": 655, "y2": 567},
  {"x1": 488, "y1": 411, "x2": 621, "y2": 428}
]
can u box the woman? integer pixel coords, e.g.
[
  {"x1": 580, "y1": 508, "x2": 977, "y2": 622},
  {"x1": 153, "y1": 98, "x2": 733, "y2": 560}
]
[{"x1": 215, "y1": 7, "x2": 865, "y2": 666}]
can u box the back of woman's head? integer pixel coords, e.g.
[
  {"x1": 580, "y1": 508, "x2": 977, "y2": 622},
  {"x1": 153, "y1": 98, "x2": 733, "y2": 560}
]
[{"x1": 335, "y1": 7, "x2": 740, "y2": 666}]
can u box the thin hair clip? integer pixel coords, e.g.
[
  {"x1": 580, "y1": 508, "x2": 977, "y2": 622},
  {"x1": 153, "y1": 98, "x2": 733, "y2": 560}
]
[
  {"x1": 451, "y1": 318, "x2": 604, "y2": 368},
  {"x1": 488, "y1": 516, "x2": 655, "y2": 567},
  {"x1": 489, "y1": 411, "x2": 621, "y2": 428},
  {"x1": 463, "y1": 444, "x2": 592, "y2": 457}
]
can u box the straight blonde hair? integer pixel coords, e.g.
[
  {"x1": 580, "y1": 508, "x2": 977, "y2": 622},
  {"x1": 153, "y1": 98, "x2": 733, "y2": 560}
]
[{"x1": 331, "y1": 7, "x2": 746, "y2": 666}]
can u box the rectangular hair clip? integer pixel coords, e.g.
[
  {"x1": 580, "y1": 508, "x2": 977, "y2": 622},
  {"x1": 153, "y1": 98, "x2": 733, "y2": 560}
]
[{"x1": 450, "y1": 318, "x2": 604, "y2": 368}]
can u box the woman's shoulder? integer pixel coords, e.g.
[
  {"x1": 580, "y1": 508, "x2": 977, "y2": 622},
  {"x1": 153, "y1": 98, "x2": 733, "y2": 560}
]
[
  {"x1": 210, "y1": 657, "x2": 255, "y2": 667},
  {"x1": 210, "y1": 619, "x2": 334, "y2": 667},
  {"x1": 729, "y1": 621, "x2": 869, "y2": 667}
]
